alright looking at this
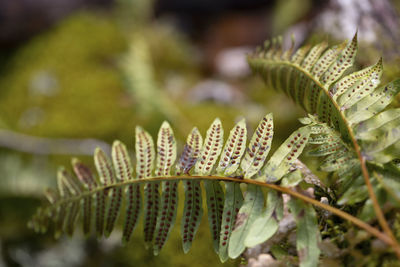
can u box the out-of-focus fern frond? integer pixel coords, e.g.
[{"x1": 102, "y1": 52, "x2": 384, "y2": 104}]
[
  {"x1": 121, "y1": 36, "x2": 190, "y2": 134},
  {"x1": 30, "y1": 115, "x2": 322, "y2": 265}
]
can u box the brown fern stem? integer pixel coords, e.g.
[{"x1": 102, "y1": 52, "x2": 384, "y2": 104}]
[
  {"x1": 50, "y1": 175, "x2": 399, "y2": 255},
  {"x1": 356, "y1": 151, "x2": 400, "y2": 258}
]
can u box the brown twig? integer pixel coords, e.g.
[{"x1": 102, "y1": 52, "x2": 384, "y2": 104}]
[{"x1": 48, "y1": 175, "x2": 398, "y2": 253}]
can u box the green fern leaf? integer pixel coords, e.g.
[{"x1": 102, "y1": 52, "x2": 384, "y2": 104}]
[
  {"x1": 112, "y1": 141, "x2": 140, "y2": 244},
  {"x1": 54, "y1": 203, "x2": 67, "y2": 239},
  {"x1": 72, "y1": 158, "x2": 98, "y2": 189},
  {"x1": 104, "y1": 187, "x2": 122, "y2": 237},
  {"x1": 281, "y1": 169, "x2": 303, "y2": 187},
  {"x1": 42, "y1": 187, "x2": 62, "y2": 237},
  {"x1": 292, "y1": 44, "x2": 312, "y2": 64},
  {"x1": 95, "y1": 148, "x2": 116, "y2": 185},
  {"x1": 65, "y1": 201, "x2": 80, "y2": 237},
  {"x1": 57, "y1": 168, "x2": 81, "y2": 236},
  {"x1": 195, "y1": 118, "x2": 224, "y2": 175},
  {"x1": 154, "y1": 180, "x2": 178, "y2": 255},
  {"x1": 175, "y1": 127, "x2": 203, "y2": 175},
  {"x1": 244, "y1": 190, "x2": 281, "y2": 247},
  {"x1": 176, "y1": 128, "x2": 203, "y2": 253},
  {"x1": 337, "y1": 175, "x2": 369, "y2": 205},
  {"x1": 135, "y1": 127, "x2": 157, "y2": 244},
  {"x1": 310, "y1": 41, "x2": 347, "y2": 79},
  {"x1": 288, "y1": 198, "x2": 321, "y2": 267},
  {"x1": 295, "y1": 42, "x2": 328, "y2": 108},
  {"x1": 240, "y1": 114, "x2": 274, "y2": 178},
  {"x1": 228, "y1": 185, "x2": 264, "y2": 259},
  {"x1": 320, "y1": 34, "x2": 357, "y2": 87},
  {"x1": 195, "y1": 118, "x2": 225, "y2": 253},
  {"x1": 103, "y1": 141, "x2": 131, "y2": 237},
  {"x1": 155, "y1": 121, "x2": 177, "y2": 176},
  {"x1": 302, "y1": 42, "x2": 328, "y2": 72},
  {"x1": 112, "y1": 141, "x2": 133, "y2": 182},
  {"x1": 307, "y1": 137, "x2": 342, "y2": 156},
  {"x1": 307, "y1": 119, "x2": 359, "y2": 181},
  {"x1": 44, "y1": 187, "x2": 58, "y2": 204},
  {"x1": 334, "y1": 58, "x2": 382, "y2": 104},
  {"x1": 263, "y1": 126, "x2": 310, "y2": 182},
  {"x1": 204, "y1": 181, "x2": 225, "y2": 253},
  {"x1": 154, "y1": 122, "x2": 178, "y2": 255},
  {"x1": 123, "y1": 183, "x2": 141, "y2": 244},
  {"x1": 216, "y1": 119, "x2": 247, "y2": 176},
  {"x1": 58, "y1": 167, "x2": 82, "y2": 195},
  {"x1": 346, "y1": 79, "x2": 400, "y2": 124},
  {"x1": 218, "y1": 182, "x2": 243, "y2": 262},
  {"x1": 283, "y1": 44, "x2": 311, "y2": 98},
  {"x1": 135, "y1": 126, "x2": 158, "y2": 244},
  {"x1": 135, "y1": 126, "x2": 155, "y2": 179},
  {"x1": 94, "y1": 148, "x2": 115, "y2": 237},
  {"x1": 181, "y1": 180, "x2": 203, "y2": 253},
  {"x1": 319, "y1": 153, "x2": 354, "y2": 172},
  {"x1": 72, "y1": 158, "x2": 97, "y2": 236},
  {"x1": 355, "y1": 108, "x2": 400, "y2": 163}
]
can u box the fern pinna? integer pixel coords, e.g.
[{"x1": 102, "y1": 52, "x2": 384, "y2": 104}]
[
  {"x1": 249, "y1": 33, "x2": 400, "y2": 258},
  {"x1": 30, "y1": 114, "x2": 326, "y2": 264}
]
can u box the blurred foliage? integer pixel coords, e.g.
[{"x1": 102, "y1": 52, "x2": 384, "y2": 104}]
[
  {"x1": 0, "y1": 152, "x2": 54, "y2": 197},
  {"x1": 272, "y1": 0, "x2": 311, "y2": 35}
]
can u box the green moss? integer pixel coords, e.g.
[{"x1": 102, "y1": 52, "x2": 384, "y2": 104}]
[{"x1": 0, "y1": 12, "x2": 132, "y2": 140}]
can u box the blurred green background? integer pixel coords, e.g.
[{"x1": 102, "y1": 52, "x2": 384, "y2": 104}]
[{"x1": 0, "y1": 0, "x2": 399, "y2": 266}]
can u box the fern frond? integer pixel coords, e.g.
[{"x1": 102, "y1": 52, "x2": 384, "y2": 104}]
[
  {"x1": 30, "y1": 115, "x2": 325, "y2": 265},
  {"x1": 249, "y1": 34, "x2": 400, "y2": 210},
  {"x1": 249, "y1": 35, "x2": 400, "y2": 259},
  {"x1": 249, "y1": 34, "x2": 400, "y2": 165}
]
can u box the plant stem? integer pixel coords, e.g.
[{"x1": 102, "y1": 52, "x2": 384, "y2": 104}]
[
  {"x1": 354, "y1": 147, "x2": 400, "y2": 257},
  {"x1": 50, "y1": 175, "x2": 399, "y2": 255}
]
